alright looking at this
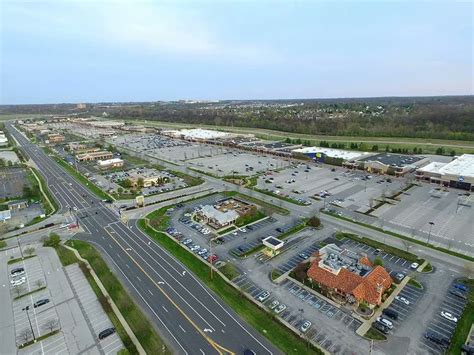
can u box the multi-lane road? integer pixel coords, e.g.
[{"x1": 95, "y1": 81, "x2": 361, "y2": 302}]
[{"x1": 6, "y1": 123, "x2": 279, "y2": 355}]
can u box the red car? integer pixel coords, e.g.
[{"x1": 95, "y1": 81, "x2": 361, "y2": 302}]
[{"x1": 208, "y1": 254, "x2": 219, "y2": 263}]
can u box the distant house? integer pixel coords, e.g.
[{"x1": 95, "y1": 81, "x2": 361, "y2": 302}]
[
  {"x1": 76, "y1": 151, "x2": 113, "y2": 162},
  {"x1": 8, "y1": 200, "x2": 29, "y2": 211},
  {"x1": 97, "y1": 158, "x2": 124, "y2": 170},
  {"x1": 307, "y1": 244, "x2": 392, "y2": 307},
  {"x1": 198, "y1": 205, "x2": 239, "y2": 229},
  {"x1": 0, "y1": 210, "x2": 11, "y2": 223}
]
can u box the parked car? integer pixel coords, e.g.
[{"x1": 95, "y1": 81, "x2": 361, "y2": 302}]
[
  {"x1": 33, "y1": 298, "x2": 50, "y2": 308},
  {"x1": 410, "y1": 262, "x2": 419, "y2": 270},
  {"x1": 300, "y1": 320, "x2": 312, "y2": 333},
  {"x1": 382, "y1": 308, "x2": 399, "y2": 320},
  {"x1": 449, "y1": 288, "x2": 468, "y2": 300},
  {"x1": 373, "y1": 249, "x2": 382, "y2": 255},
  {"x1": 243, "y1": 349, "x2": 256, "y2": 355},
  {"x1": 298, "y1": 253, "x2": 309, "y2": 260},
  {"x1": 11, "y1": 267, "x2": 25, "y2": 276},
  {"x1": 98, "y1": 327, "x2": 116, "y2": 340},
  {"x1": 453, "y1": 283, "x2": 468, "y2": 292},
  {"x1": 12, "y1": 279, "x2": 26, "y2": 287},
  {"x1": 198, "y1": 248, "x2": 208, "y2": 256},
  {"x1": 440, "y1": 311, "x2": 458, "y2": 323},
  {"x1": 425, "y1": 331, "x2": 449, "y2": 347},
  {"x1": 208, "y1": 255, "x2": 219, "y2": 263},
  {"x1": 269, "y1": 300, "x2": 279, "y2": 310},
  {"x1": 376, "y1": 316, "x2": 393, "y2": 329},
  {"x1": 395, "y1": 296, "x2": 410, "y2": 305},
  {"x1": 274, "y1": 304, "x2": 287, "y2": 314},
  {"x1": 373, "y1": 322, "x2": 389, "y2": 334},
  {"x1": 257, "y1": 291, "x2": 270, "y2": 302}
]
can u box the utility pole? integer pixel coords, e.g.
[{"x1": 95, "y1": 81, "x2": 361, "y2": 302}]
[
  {"x1": 16, "y1": 235, "x2": 24, "y2": 260},
  {"x1": 427, "y1": 221, "x2": 435, "y2": 245},
  {"x1": 22, "y1": 306, "x2": 36, "y2": 342},
  {"x1": 209, "y1": 237, "x2": 214, "y2": 280}
]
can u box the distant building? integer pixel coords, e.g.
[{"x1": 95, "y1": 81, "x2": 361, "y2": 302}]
[
  {"x1": 416, "y1": 154, "x2": 474, "y2": 191},
  {"x1": 307, "y1": 244, "x2": 392, "y2": 308},
  {"x1": 97, "y1": 158, "x2": 124, "y2": 170},
  {"x1": 7, "y1": 200, "x2": 28, "y2": 211},
  {"x1": 198, "y1": 205, "x2": 239, "y2": 229},
  {"x1": 355, "y1": 153, "x2": 429, "y2": 176},
  {"x1": 76, "y1": 151, "x2": 113, "y2": 162},
  {"x1": 292, "y1": 147, "x2": 373, "y2": 162},
  {"x1": 47, "y1": 133, "x2": 65, "y2": 144},
  {"x1": 0, "y1": 131, "x2": 8, "y2": 147}
]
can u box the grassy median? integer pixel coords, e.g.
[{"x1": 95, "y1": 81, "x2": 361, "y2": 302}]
[
  {"x1": 447, "y1": 278, "x2": 474, "y2": 354},
  {"x1": 138, "y1": 216, "x2": 324, "y2": 355}
]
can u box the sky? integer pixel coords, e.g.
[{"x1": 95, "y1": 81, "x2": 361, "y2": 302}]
[{"x1": 1, "y1": 0, "x2": 472, "y2": 104}]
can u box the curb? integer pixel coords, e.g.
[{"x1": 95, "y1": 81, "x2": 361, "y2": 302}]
[{"x1": 63, "y1": 244, "x2": 146, "y2": 355}]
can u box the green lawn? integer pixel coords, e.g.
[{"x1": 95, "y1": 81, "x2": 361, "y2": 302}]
[
  {"x1": 235, "y1": 210, "x2": 266, "y2": 227},
  {"x1": 218, "y1": 263, "x2": 241, "y2": 280},
  {"x1": 364, "y1": 327, "x2": 387, "y2": 341},
  {"x1": 64, "y1": 241, "x2": 169, "y2": 355},
  {"x1": 408, "y1": 278, "x2": 423, "y2": 289},
  {"x1": 447, "y1": 278, "x2": 474, "y2": 354},
  {"x1": 223, "y1": 191, "x2": 289, "y2": 215},
  {"x1": 8, "y1": 255, "x2": 36, "y2": 265},
  {"x1": 0, "y1": 240, "x2": 6, "y2": 249},
  {"x1": 138, "y1": 216, "x2": 324, "y2": 354}
]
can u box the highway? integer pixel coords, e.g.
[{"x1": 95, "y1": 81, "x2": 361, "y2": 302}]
[{"x1": 6, "y1": 123, "x2": 279, "y2": 355}]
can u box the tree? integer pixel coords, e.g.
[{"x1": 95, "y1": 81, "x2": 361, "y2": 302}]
[
  {"x1": 35, "y1": 279, "x2": 44, "y2": 289},
  {"x1": 43, "y1": 233, "x2": 61, "y2": 248},
  {"x1": 19, "y1": 328, "x2": 32, "y2": 343},
  {"x1": 13, "y1": 285, "x2": 25, "y2": 298},
  {"x1": 24, "y1": 246, "x2": 35, "y2": 257},
  {"x1": 117, "y1": 187, "x2": 124, "y2": 194},
  {"x1": 122, "y1": 178, "x2": 132, "y2": 189},
  {"x1": 373, "y1": 257, "x2": 384, "y2": 266},
  {"x1": 137, "y1": 177, "x2": 144, "y2": 189},
  {"x1": 43, "y1": 319, "x2": 59, "y2": 333},
  {"x1": 307, "y1": 216, "x2": 321, "y2": 228}
]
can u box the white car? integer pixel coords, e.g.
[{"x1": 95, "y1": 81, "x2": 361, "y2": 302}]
[
  {"x1": 12, "y1": 279, "x2": 26, "y2": 287},
  {"x1": 10, "y1": 276, "x2": 26, "y2": 284},
  {"x1": 410, "y1": 262, "x2": 419, "y2": 270},
  {"x1": 198, "y1": 249, "x2": 208, "y2": 256},
  {"x1": 440, "y1": 311, "x2": 458, "y2": 323},
  {"x1": 395, "y1": 296, "x2": 410, "y2": 305},
  {"x1": 269, "y1": 300, "x2": 279, "y2": 310},
  {"x1": 300, "y1": 320, "x2": 312, "y2": 333},
  {"x1": 376, "y1": 316, "x2": 393, "y2": 329},
  {"x1": 257, "y1": 291, "x2": 270, "y2": 302},
  {"x1": 274, "y1": 304, "x2": 287, "y2": 314}
]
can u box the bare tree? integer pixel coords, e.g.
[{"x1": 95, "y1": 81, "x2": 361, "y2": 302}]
[
  {"x1": 402, "y1": 239, "x2": 413, "y2": 252},
  {"x1": 24, "y1": 247, "x2": 35, "y2": 257},
  {"x1": 35, "y1": 279, "x2": 44, "y2": 289},
  {"x1": 19, "y1": 328, "x2": 32, "y2": 343},
  {"x1": 13, "y1": 285, "x2": 25, "y2": 298},
  {"x1": 43, "y1": 319, "x2": 59, "y2": 333}
]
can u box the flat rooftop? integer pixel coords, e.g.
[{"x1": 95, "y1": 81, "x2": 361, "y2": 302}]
[
  {"x1": 292, "y1": 147, "x2": 372, "y2": 161},
  {"x1": 417, "y1": 161, "x2": 448, "y2": 175},
  {"x1": 164, "y1": 128, "x2": 231, "y2": 140},
  {"x1": 439, "y1": 154, "x2": 474, "y2": 178},
  {"x1": 359, "y1": 153, "x2": 424, "y2": 167}
]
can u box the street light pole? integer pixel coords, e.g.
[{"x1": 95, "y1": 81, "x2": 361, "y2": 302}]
[
  {"x1": 16, "y1": 235, "x2": 24, "y2": 260},
  {"x1": 22, "y1": 306, "x2": 36, "y2": 342},
  {"x1": 427, "y1": 221, "x2": 435, "y2": 245}
]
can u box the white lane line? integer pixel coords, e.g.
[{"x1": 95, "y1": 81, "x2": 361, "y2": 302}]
[
  {"x1": 179, "y1": 324, "x2": 186, "y2": 333},
  {"x1": 162, "y1": 305, "x2": 168, "y2": 313},
  {"x1": 148, "y1": 289, "x2": 154, "y2": 296}
]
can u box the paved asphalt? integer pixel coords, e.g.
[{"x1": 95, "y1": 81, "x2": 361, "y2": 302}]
[{"x1": 6, "y1": 123, "x2": 279, "y2": 355}]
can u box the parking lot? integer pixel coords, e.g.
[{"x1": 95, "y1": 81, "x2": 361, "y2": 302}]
[
  {"x1": 188, "y1": 151, "x2": 290, "y2": 177},
  {"x1": 0, "y1": 167, "x2": 29, "y2": 199},
  {"x1": 419, "y1": 281, "x2": 468, "y2": 354},
  {"x1": 2, "y1": 245, "x2": 123, "y2": 354},
  {"x1": 380, "y1": 283, "x2": 425, "y2": 333},
  {"x1": 372, "y1": 184, "x2": 474, "y2": 248},
  {"x1": 275, "y1": 241, "x2": 320, "y2": 274},
  {"x1": 66, "y1": 263, "x2": 123, "y2": 354}
]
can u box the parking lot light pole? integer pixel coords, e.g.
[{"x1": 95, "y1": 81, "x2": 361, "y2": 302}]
[
  {"x1": 16, "y1": 235, "x2": 24, "y2": 260},
  {"x1": 427, "y1": 221, "x2": 435, "y2": 245},
  {"x1": 22, "y1": 306, "x2": 36, "y2": 342}
]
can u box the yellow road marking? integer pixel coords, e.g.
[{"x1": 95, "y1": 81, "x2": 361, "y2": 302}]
[{"x1": 103, "y1": 226, "x2": 235, "y2": 355}]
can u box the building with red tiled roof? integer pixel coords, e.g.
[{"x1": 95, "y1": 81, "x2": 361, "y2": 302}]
[{"x1": 307, "y1": 244, "x2": 392, "y2": 307}]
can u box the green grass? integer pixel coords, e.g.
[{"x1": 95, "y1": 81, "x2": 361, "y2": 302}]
[
  {"x1": 325, "y1": 211, "x2": 474, "y2": 262},
  {"x1": 138, "y1": 216, "x2": 324, "y2": 354},
  {"x1": 408, "y1": 278, "x2": 423, "y2": 289},
  {"x1": 65, "y1": 240, "x2": 169, "y2": 355},
  {"x1": 0, "y1": 240, "x2": 6, "y2": 249},
  {"x1": 55, "y1": 245, "x2": 79, "y2": 266},
  {"x1": 335, "y1": 232, "x2": 424, "y2": 264},
  {"x1": 7, "y1": 255, "x2": 36, "y2": 265},
  {"x1": 422, "y1": 263, "x2": 433, "y2": 273},
  {"x1": 217, "y1": 226, "x2": 236, "y2": 235},
  {"x1": 14, "y1": 286, "x2": 47, "y2": 300},
  {"x1": 447, "y1": 278, "x2": 474, "y2": 354},
  {"x1": 271, "y1": 269, "x2": 283, "y2": 281},
  {"x1": 235, "y1": 210, "x2": 266, "y2": 227},
  {"x1": 364, "y1": 327, "x2": 387, "y2": 341},
  {"x1": 147, "y1": 205, "x2": 174, "y2": 230},
  {"x1": 218, "y1": 263, "x2": 241, "y2": 280},
  {"x1": 30, "y1": 167, "x2": 59, "y2": 215},
  {"x1": 19, "y1": 330, "x2": 60, "y2": 349}
]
